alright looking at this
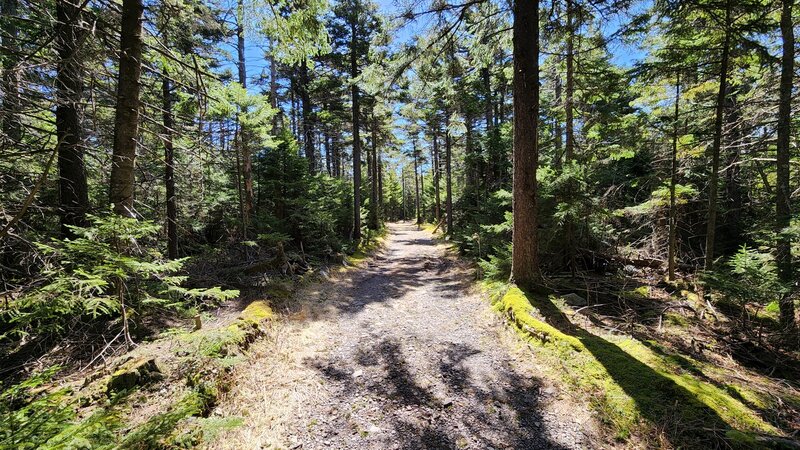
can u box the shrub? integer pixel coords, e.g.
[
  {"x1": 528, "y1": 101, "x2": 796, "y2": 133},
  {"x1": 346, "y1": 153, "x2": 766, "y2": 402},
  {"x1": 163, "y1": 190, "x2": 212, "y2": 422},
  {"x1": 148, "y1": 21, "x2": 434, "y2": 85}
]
[{"x1": 2, "y1": 214, "x2": 238, "y2": 344}]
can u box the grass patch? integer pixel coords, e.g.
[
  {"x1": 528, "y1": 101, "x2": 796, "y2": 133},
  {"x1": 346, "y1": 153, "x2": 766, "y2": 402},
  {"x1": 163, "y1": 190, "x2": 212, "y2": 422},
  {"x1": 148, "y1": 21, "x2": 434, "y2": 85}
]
[
  {"x1": 495, "y1": 285, "x2": 783, "y2": 447},
  {"x1": 346, "y1": 228, "x2": 387, "y2": 266},
  {"x1": 421, "y1": 222, "x2": 440, "y2": 234}
]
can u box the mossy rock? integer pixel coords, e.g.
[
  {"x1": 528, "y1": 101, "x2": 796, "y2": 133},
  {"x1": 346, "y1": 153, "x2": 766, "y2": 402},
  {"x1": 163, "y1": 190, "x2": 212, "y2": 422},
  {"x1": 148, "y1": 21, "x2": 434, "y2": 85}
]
[
  {"x1": 238, "y1": 300, "x2": 274, "y2": 323},
  {"x1": 107, "y1": 357, "x2": 163, "y2": 395}
]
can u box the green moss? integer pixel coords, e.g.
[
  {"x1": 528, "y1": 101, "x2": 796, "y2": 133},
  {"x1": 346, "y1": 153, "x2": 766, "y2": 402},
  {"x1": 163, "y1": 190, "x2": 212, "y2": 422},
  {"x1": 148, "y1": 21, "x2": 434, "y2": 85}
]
[
  {"x1": 181, "y1": 326, "x2": 246, "y2": 357},
  {"x1": 347, "y1": 250, "x2": 369, "y2": 265},
  {"x1": 680, "y1": 289, "x2": 701, "y2": 304},
  {"x1": 179, "y1": 299, "x2": 275, "y2": 358},
  {"x1": 421, "y1": 223, "x2": 438, "y2": 233},
  {"x1": 624, "y1": 286, "x2": 650, "y2": 299},
  {"x1": 497, "y1": 286, "x2": 780, "y2": 446},
  {"x1": 118, "y1": 388, "x2": 212, "y2": 449},
  {"x1": 106, "y1": 358, "x2": 163, "y2": 395},
  {"x1": 664, "y1": 312, "x2": 688, "y2": 327},
  {"x1": 499, "y1": 287, "x2": 583, "y2": 350},
  {"x1": 239, "y1": 300, "x2": 273, "y2": 323},
  {"x1": 346, "y1": 231, "x2": 386, "y2": 267}
]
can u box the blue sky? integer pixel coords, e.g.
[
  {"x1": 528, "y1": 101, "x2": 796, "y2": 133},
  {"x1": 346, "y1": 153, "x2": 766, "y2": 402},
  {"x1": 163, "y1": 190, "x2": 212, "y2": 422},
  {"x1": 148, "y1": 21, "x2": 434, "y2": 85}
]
[{"x1": 232, "y1": 0, "x2": 647, "y2": 95}]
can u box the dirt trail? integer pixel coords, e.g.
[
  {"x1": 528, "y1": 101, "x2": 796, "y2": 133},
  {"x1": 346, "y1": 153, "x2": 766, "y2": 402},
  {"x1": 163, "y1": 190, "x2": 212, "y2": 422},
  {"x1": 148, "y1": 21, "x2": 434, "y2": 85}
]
[{"x1": 211, "y1": 222, "x2": 597, "y2": 449}]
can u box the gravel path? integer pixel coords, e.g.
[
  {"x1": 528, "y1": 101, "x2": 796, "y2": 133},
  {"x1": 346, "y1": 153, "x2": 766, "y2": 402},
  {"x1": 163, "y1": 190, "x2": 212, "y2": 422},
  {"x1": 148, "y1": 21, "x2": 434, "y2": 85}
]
[{"x1": 212, "y1": 222, "x2": 596, "y2": 450}]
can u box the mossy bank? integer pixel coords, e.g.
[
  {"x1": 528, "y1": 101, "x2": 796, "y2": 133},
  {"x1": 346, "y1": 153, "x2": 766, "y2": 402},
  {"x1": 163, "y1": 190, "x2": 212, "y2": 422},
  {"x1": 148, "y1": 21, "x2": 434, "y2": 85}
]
[{"x1": 493, "y1": 285, "x2": 799, "y2": 449}]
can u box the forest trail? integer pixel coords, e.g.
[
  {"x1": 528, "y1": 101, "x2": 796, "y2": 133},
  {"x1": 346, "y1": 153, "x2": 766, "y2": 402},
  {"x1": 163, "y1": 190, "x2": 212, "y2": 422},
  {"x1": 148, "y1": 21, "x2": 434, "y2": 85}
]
[{"x1": 211, "y1": 222, "x2": 597, "y2": 449}]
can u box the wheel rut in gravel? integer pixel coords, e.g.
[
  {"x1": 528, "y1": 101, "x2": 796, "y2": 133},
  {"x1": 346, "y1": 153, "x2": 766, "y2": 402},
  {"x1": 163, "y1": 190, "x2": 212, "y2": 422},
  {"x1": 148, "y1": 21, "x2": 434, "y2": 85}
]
[{"x1": 212, "y1": 222, "x2": 596, "y2": 450}]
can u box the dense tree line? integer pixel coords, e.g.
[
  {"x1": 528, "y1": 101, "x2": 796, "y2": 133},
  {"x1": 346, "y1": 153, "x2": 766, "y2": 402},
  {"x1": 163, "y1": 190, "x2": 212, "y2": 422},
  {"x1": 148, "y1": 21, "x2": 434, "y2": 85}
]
[{"x1": 0, "y1": 0, "x2": 797, "y2": 371}]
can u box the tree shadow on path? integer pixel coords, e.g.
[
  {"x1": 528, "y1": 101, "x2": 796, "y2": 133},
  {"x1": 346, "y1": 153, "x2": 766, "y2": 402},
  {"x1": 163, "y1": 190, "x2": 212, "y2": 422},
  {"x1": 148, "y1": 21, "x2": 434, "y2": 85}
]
[
  {"x1": 311, "y1": 336, "x2": 573, "y2": 449},
  {"x1": 335, "y1": 228, "x2": 473, "y2": 315},
  {"x1": 522, "y1": 290, "x2": 762, "y2": 448}
]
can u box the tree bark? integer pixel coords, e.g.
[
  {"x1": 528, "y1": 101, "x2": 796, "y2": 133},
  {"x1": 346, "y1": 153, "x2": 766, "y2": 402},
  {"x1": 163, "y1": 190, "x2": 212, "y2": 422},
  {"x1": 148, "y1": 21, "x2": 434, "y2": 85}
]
[
  {"x1": 510, "y1": 0, "x2": 541, "y2": 287},
  {"x1": 413, "y1": 138, "x2": 421, "y2": 224},
  {"x1": 703, "y1": 1, "x2": 731, "y2": 271},
  {"x1": 432, "y1": 125, "x2": 441, "y2": 222},
  {"x1": 162, "y1": 67, "x2": 178, "y2": 259},
  {"x1": 777, "y1": 0, "x2": 796, "y2": 330},
  {"x1": 465, "y1": 114, "x2": 476, "y2": 196},
  {"x1": 723, "y1": 91, "x2": 743, "y2": 253},
  {"x1": 333, "y1": 136, "x2": 341, "y2": 178},
  {"x1": 366, "y1": 119, "x2": 374, "y2": 222},
  {"x1": 56, "y1": 0, "x2": 89, "y2": 236},
  {"x1": 377, "y1": 145, "x2": 383, "y2": 216},
  {"x1": 668, "y1": 75, "x2": 681, "y2": 281},
  {"x1": 401, "y1": 167, "x2": 407, "y2": 220},
  {"x1": 565, "y1": 0, "x2": 575, "y2": 162},
  {"x1": 369, "y1": 114, "x2": 379, "y2": 229},
  {"x1": 445, "y1": 113, "x2": 453, "y2": 235},
  {"x1": 420, "y1": 171, "x2": 424, "y2": 221},
  {"x1": 236, "y1": 0, "x2": 246, "y2": 88},
  {"x1": 236, "y1": 0, "x2": 254, "y2": 235},
  {"x1": 351, "y1": 20, "x2": 362, "y2": 240},
  {"x1": 268, "y1": 42, "x2": 280, "y2": 133},
  {"x1": 110, "y1": 0, "x2": 144, "y2": 217},
  {"x1": 563, "y1": 0, "x2": 577, "y2": 273},
  {"x1": 554, "y1": 70, "x2": 563, "y2": 168}
]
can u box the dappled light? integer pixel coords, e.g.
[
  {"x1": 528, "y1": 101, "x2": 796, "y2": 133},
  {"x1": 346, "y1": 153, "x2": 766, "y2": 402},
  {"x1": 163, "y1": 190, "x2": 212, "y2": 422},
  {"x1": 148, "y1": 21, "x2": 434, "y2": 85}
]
[{"x1": 1, "y1": 0, "x2": 798, "y2": 447}]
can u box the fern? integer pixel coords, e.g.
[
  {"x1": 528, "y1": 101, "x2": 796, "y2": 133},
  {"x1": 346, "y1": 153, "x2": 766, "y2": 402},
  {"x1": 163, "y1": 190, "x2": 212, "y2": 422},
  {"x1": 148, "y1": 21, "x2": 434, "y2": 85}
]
[{"x1": 5, "y1": 214, "x2": 239, "y2": 342}]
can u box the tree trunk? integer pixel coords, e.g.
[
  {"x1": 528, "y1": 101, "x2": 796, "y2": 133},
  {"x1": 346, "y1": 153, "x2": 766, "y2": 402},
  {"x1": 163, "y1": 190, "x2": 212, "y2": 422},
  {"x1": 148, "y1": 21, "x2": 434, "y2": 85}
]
[
  {"x1": 350, "y1": 21, "x2": 362, "y2": 240},
  {"x1": 110, "y1": 0, "x2": 144, "y2": 217},
  {"x1": 236, "y1": 0, "x2": 246, "y2": 87},
  {"x1": 564, "y1": 0, "x2": 575, "y2": 162},
  {"x1": 377, "y1": 146, "x2": 384, "y2": 216},
  {"x1": 420, "y1": 171, "x2": 424, "y2": 220},
  {"x1": 290, "y1": 77, "x2": 298, "y2": 138},
  {"x1": 366, "y1": 121, "x2": 374, "y2": 223},
  {"x1": 563, "y1": 0, "x2": 577, "y2": 274},
  {"x1": 240, "y1": 125, "x2": 254, "y2": 237},
  {"x1": 554, "y1": 71, "x2": 563, "y2": 168},
  {"x1": 325, "y1": 130, "x2": 332, "y2": 176},
  {"x1": 668, "y1": 76, "x2": 681, "y2": 281},
  {"x1": 333, "y1": 136, "x2": 341, "y2": 178},
  {"x1": 723, "y1": 91, "x2": 743, "y2": 253},
  {"x1": 777, "y1": 0, "x2": 796, "y2": 330},
  {"x1": 401, "y1": 168, "x2": 406, "y2": 220},
  {"x1": 413, "y1": 138, "x2": 421, "y2": 224},
  {"x1": 432, "y1": 126, "x2": 441, "y2": 222},
  {"x1": 236, "y1": 0, "x2": 253, "y2": 236},
  {"x1": 56, "y1": 0, "x2": 89, "y2": 235},
  {"x1": 162, "y1": 67, "x2": 178, "y2": 259},
  {"x1": 300, "y1": 60, "x2": 315, "y2": 173},
  {"x1": 369, "y1": 114, "x2": 379, "y2": 229},
  {"x1": 465, "y1": 114, "x2": 476, "y2": 197},
  {"x1": 510, "y1": 0, "x2": 541, "y2": 288},
  {"x1": 234, "y1": 127, "x2": 245, "y2": 226},
  {"x1": 703, "y1": 1, "x2": 731, "y2": 271},
  {"x1": 445, "y1": 113, "x2": 453, "y2": 235},
  {"x1": 268, "y1": 42, "x2": 280, "y2": 133}
]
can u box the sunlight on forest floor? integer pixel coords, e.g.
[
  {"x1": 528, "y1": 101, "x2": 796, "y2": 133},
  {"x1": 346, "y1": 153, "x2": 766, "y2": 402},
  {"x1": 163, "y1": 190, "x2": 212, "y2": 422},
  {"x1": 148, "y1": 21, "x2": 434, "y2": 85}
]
[{"x1": 493, "y1": 285, "x2": 798, "y2": 448}]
